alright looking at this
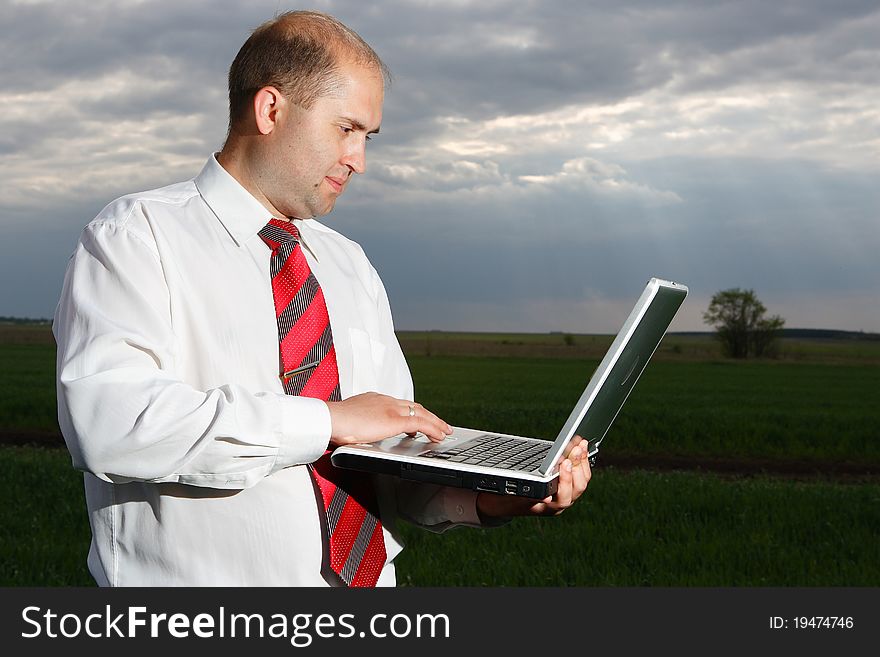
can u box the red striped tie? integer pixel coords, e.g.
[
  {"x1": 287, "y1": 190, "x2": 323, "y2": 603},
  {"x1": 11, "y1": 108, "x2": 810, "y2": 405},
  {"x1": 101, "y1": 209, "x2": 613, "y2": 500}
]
[{"x1": 259, "y1": 218, "x2": 386, "y2": 587}]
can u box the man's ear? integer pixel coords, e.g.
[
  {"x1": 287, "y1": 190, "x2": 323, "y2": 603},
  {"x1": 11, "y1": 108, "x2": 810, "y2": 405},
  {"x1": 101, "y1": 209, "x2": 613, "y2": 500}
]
[{"x1": 253, "y1": 86, "x2": 283, "y2": 135}]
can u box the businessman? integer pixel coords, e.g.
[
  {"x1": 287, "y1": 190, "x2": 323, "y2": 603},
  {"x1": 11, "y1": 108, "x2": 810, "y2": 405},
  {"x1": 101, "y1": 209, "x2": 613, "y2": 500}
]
[{"x1": 53, "y1": 10, "x2": 591, "y2": 586}]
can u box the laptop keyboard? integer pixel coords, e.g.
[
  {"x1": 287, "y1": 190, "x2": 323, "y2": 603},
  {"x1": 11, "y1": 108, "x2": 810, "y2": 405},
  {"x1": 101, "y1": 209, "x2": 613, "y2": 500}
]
[{"x1": 419, "y1": 434, "x2": 550, "y2": 472}]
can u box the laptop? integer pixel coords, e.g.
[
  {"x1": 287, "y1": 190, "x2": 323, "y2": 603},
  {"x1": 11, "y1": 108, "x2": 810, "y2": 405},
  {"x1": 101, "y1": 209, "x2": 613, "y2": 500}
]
[{"x1": 331, "y1": 277, "x2": 688, "y2": 499}]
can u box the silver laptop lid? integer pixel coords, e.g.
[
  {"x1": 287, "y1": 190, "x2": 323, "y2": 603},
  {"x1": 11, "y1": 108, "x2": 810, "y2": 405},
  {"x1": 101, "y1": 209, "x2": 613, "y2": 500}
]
[{"x1": 538, "y1": 278, "x2": 688, "y2": 474}]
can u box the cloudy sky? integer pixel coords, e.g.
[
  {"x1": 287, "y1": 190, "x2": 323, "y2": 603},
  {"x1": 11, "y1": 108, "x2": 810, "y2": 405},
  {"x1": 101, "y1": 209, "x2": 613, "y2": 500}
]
[{"x1": 2, "y1": 0, "x2": 878, "y2": 333}]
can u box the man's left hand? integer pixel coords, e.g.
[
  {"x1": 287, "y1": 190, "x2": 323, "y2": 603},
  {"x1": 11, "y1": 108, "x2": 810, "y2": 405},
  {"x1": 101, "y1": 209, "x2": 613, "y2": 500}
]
[{"x1": 476, "y1": 435, "x2": 592, "y2": 519}]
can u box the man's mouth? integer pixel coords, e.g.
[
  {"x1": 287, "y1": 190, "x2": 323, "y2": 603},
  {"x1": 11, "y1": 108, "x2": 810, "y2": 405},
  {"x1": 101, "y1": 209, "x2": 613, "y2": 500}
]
[{"x1": 325, "y1": 176, "x2": 346, "y2": 193}]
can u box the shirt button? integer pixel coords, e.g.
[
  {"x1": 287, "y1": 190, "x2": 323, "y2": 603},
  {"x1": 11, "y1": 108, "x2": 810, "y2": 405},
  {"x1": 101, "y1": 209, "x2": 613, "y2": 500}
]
[{"x1": 456, "y1": 504, "x2": 464, "y2": 516}]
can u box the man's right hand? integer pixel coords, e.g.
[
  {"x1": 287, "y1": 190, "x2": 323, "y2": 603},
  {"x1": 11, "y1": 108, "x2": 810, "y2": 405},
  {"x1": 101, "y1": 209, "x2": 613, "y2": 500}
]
[{"x1": 326, "y1": 392, "x2": 452, "y2": 446}]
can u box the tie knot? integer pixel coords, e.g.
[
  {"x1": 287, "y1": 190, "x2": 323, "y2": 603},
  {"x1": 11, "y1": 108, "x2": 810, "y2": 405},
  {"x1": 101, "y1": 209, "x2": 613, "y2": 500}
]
[{"x1": 259, "y1": 218, "x2": 300, "y2": 250}]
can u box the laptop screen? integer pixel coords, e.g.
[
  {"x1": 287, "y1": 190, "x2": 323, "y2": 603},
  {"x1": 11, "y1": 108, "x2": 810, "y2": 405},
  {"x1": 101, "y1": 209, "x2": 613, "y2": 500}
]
[{"x1": 538, "y1": 278, "x2": 688, "y2": 474}]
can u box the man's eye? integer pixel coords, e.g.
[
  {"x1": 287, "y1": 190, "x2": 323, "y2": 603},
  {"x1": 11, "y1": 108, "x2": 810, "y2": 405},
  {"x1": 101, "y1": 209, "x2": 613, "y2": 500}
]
[{"x1": 340, "y1": 125, "x2": 373, "y2": 141}]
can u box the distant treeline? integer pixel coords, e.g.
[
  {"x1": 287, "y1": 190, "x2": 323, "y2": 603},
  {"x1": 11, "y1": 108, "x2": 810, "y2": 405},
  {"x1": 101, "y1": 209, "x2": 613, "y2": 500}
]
[
  {"x1": 0, "y1": 317, "x2": 51, "y2": 325},
  {"x1": 674, "y1": 329, "x2": 880, "y2": 341},
  {"x1": 1, "y1": 317, "x2": 878, "y2": 340},
  {"x1": 782, "y1": 328, "x2": 880, "y2": 340}
]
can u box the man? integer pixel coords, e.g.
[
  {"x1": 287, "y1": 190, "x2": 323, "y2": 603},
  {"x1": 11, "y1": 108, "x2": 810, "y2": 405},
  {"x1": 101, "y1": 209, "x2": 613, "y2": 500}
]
[{"x1": 53, "y1": 10, "x2": 591, "y2": 587}]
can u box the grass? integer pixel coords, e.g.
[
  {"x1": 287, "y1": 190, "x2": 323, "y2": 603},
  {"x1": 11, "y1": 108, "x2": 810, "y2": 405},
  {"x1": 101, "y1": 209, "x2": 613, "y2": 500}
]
[
  {"x1": 0, "y1": 447, "x2": 92, "y2": 586},
  {"x1": 0, "y1": 327, "x2": 878, "y2": 586},
  {"x1": 406, "y1": 356, "x2": 880, "y2": 465},
  {"x1": 0, "y1": 343, "x2": 59, "y2": 432},
  {"x1": 398, "y1": 330, "x2": 880, "y2": 364},
  {"x1": 395, "y1": 469, "x2": 880, "y2": 586},
  {"x1": 2, "y1": 446, "x2": 877, "y2": 586},
  {"x1": 8, "y1": 338, "x2": 880, "y2": 465}
]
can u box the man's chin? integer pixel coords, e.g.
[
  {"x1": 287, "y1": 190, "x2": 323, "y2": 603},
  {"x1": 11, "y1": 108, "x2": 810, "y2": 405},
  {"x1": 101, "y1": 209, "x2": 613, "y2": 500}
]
[
  {"x1": 312, "y1": 199, "x2": 338, "y2": 218},
  {"x1": 293, "y1": 198, "x2": 336, "y2": 220}
]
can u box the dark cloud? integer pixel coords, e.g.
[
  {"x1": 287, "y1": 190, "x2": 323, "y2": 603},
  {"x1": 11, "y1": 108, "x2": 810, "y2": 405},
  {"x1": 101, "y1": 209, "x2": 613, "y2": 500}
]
[
  {"x1": 0, "y1": 1, "x2": 247, "y2": 91},
  {"x1": 346, "y1": 0, "x2": 880, "y2": 130},
  {"x1": 1, "y1": 0, "x2": 878, "y2": 331},
  {"x1": 326, "y1": 154, "x2": 880, "y2": 331}
]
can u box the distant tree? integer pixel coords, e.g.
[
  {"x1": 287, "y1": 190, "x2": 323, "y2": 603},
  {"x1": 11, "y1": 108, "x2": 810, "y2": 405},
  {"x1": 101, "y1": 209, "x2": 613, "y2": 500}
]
[
  {"x1": 702, "y1": 288, "x2": 785, "y2": 359},
  {"x1": 750, "y1": 314, "x2": 786, "y2": 358}
]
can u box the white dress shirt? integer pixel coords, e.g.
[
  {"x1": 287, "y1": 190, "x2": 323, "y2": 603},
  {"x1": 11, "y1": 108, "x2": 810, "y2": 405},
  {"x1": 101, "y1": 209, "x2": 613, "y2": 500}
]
[{"x1": 53, "y1": 154, "x2": 483, "y2": 586}]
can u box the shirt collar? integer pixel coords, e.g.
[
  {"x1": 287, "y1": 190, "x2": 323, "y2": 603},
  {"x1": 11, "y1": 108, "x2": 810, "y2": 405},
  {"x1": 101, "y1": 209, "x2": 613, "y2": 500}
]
[{"x1": 194, "y1": 154, "x2": 320, "y2": 261}]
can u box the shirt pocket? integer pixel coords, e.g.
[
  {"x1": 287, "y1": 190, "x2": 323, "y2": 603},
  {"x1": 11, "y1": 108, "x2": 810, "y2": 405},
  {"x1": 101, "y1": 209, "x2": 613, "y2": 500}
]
[{"x1": 348, "y1": 327, "x2": 387, "y2": 394}]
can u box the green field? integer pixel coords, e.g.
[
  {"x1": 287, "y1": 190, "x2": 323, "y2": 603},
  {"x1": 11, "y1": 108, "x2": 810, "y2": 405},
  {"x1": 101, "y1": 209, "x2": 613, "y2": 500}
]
[
  {"x1": 3, "y1": 328, "x2": 879, "y2": 465},
  {"x1": 2, "y1": 447, "x2": 878, "y2": 586},
  {"x1": 0, "y1": 447, "x2": 92, "y2": 586},
  {"x1": 0, "y1": 343, "x2": 58, "y2": 432},
  {"x1": 0, "y1": 326, "x2": 878, "y2": 586},
  {"x1": 396, "y1": 469, "x2": 880, "y2": 586},
  {"x1": 397, "y1": 329, "x2": 880, "y2": 365},
  {"x1": 407, "y1": 356, "x2": 880, "y2": 466}
]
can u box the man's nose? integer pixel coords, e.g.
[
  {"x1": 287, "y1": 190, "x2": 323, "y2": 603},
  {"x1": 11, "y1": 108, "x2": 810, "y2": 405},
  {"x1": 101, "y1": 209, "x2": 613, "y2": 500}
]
[{"x1": 342, "y1": 141, "x2": 367, "y2": 175}]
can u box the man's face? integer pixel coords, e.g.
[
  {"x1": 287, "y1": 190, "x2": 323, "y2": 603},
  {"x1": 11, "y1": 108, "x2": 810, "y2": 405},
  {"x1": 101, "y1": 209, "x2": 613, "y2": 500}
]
[{"x1": 262, "y1": 60, "x2": 384, "y2": 219}]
